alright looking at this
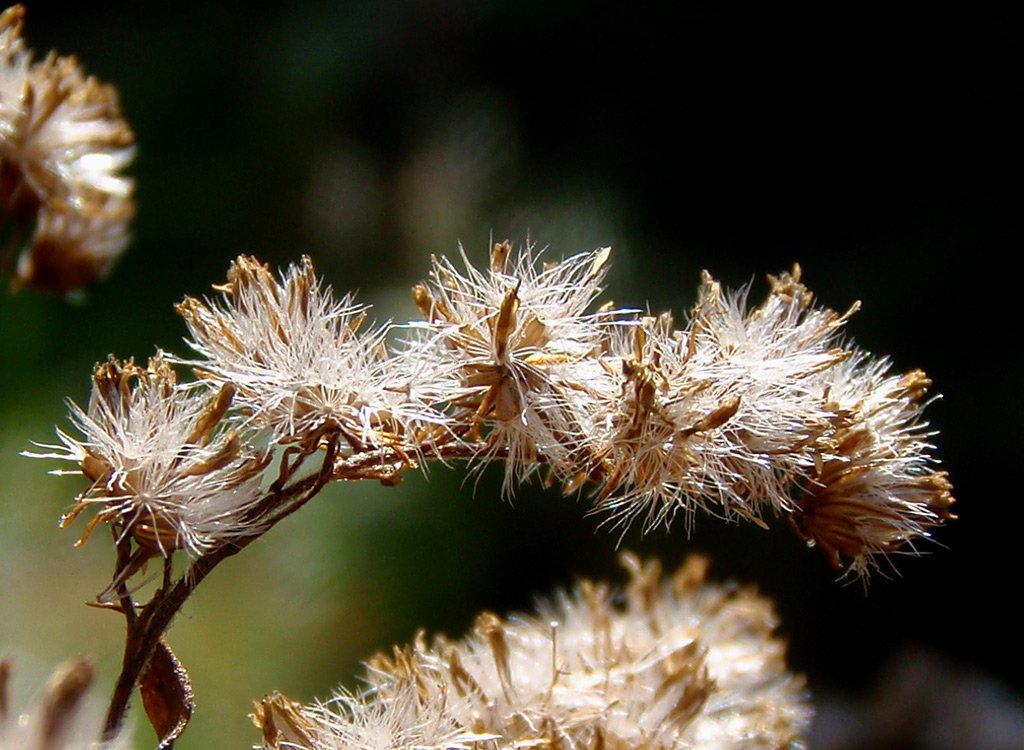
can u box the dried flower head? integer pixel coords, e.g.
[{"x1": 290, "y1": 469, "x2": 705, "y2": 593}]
[
  {"x1": 176, "y1": 255, "x2": 440, "y2": 471},
  {"x1": 411, "y1": 239, "x2": 622, "y2": 486},
  {"x1": 30, "y1": 354, "x2": 269, "y2": 560},
  {"x1": 253, "y1": 554, "x2": 810, "y2": 750},
  {"x1": 585, "y1": 268, "x2": 847, "y2": 525},
  {"x1": 573, "y1": 265, "x2": 954, "y2": 577},
  {"x1": 0, "y1": 658, "x2": 130, "y2": 750},
  {"x1": 793, "y1": 354, "x2": 957, "y2": 577},
  {"x1": 0, "y1": 4, "x2": 134, "y2": 294}
]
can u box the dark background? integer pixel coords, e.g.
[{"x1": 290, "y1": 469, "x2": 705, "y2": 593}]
[{"x1": 1, "y1": 2, "x2": 1019, "y2": 748}]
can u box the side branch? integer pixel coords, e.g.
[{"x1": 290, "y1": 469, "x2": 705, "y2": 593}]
[{"x1": 101, "y1": 458, "x2": 333, "y2": 742}]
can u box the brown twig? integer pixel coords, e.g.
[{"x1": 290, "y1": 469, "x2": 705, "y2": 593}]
[
  {"x1": 99, "y1": 428, "x2": 565, "y2": 744},
  {"x1": 100, "y1": 456, "x2": 332, "y2": 742}
]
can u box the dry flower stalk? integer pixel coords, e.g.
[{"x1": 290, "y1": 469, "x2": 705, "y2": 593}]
[
  {"x1": 252, "y1": 554, "x2": 810, "y2": 750},
  {"x1": 170, "y1": 245, "x2": 956, "y2": 578},
  {"x1": 0, "y1": 4, "x2": 134, "y2": 294},
  {"x1": 32, "y1": 241, "x2": 955, "y2": 744}
]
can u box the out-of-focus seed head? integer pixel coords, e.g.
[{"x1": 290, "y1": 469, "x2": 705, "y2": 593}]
[
  {"x1": 0, "y1": 657, "x2": 130, "y2": 750},
  {"x1": 253, "y1": 554, "x2": 810, "y2": 750},
  {"x1": 0, "y1": 4, "x2": 134, "y2": 295}
]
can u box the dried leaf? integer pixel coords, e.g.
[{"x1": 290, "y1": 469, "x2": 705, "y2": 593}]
[
  {"x1": 140, "y1": 639, "x2": 194, "y2": 749},
  {"x1": 0, "y1": 658, "x2": 10, "y2": 722}
]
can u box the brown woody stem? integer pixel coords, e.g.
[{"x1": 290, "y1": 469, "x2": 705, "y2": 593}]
[
  {"x1": 99, "y1": 433, "x2": 525, "y2": 744},
  {"x1": 100, "y1": 445, "x2": 336, "y2": 743}
]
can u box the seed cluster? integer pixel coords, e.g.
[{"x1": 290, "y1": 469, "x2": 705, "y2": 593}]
[{"x1": 253, "y1": 555, "x2": 810, "y2": 750}]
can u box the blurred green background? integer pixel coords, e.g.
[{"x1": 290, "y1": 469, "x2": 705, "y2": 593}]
[{"x1": 1, "y1": 2, "x2": 1018, "y2": 748}]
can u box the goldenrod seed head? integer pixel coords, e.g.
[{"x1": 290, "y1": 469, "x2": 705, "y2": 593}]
[
  {"x1": 410, "y1": 240, "x2": 628, "y2": 490},
  {"x1": 177, "y1": 256, "x2": 442, "y2": 463}
]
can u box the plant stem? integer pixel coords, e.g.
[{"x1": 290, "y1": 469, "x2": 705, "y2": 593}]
[
  {"x1": 99, "y1": 436, "x2": 509, "y2": 743},
  {"x1": 100, "y1": 457, "x2": 332, "y2": 742}
]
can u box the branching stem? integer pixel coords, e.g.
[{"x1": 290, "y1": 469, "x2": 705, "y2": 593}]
[{"x1": 100, "y1": 445, "x2": 336, "y2": 742}]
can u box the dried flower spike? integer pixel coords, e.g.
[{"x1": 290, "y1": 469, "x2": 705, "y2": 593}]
[
  {"x1": 28, "y1": 354, "x2": 269, "y2": 562},
  {"x1": 253, "y1": 554, "x2": 810, "y2": 750},
  {"x1": 0, "y1": 4, "x2": 134, "y2": 294}
]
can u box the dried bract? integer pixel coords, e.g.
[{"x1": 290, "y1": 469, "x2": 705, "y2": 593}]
[
  {"x1": 0, "y1": 4, "x2": 134, "y2": 294},
  {"x1": 30, "y1": 354, "x2": 268, "y2": 560},
  {"x1": 253, "y1": 555, "x2": 810, "y2": 750}
]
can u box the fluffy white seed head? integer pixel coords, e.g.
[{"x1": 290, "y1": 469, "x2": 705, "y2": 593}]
[
  {"x1": 411, "y1": 239, "x2": 627, "y2": 489},
  {"x1": 573, "y1": 265, "x2": 954, "y2": 577},
  {"x1": 176, "y1": 255, "x2": 443, "y2": 460},
  {"x1": 253, "y1": 554, "x2": 810, "y2": 750},
  {"x1": 793, "y1": 353, "x2": 956, "y2": 577},
  {"x1": 586, "y1": 269, "x2": 847, "y2": 526},
  {"x1": 30, "y1": 354, "x2": 268, "y2": 559}
]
